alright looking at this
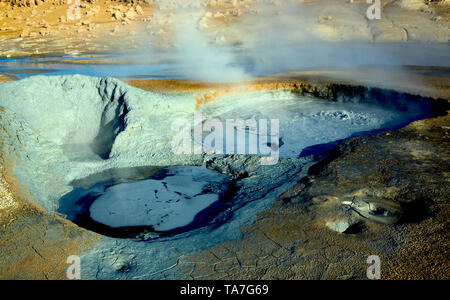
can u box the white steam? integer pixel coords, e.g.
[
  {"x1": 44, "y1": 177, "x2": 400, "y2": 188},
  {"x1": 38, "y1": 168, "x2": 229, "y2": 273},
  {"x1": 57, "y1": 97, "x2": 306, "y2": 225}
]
[
  {"x1": 151, "y1": 0, "x2": 249, "y2": 82},
  {"x1": 143, "y1": 0, "x2": 449, "y2": 85},
  {"x1": 172, "y1": 19, "x2": 249, "y2": 82}
]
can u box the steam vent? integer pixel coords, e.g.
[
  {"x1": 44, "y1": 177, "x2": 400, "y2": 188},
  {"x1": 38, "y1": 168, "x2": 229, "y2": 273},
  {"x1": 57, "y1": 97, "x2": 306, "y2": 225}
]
[{"x1": 0, "y1": 0, "x2": 449, "y2": 283}]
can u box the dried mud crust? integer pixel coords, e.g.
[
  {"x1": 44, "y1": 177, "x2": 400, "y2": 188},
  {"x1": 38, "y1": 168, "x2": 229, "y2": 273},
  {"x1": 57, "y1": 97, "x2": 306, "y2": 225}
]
[{"x1": 0, "y1": 204, "x2": 98, "y2": 279}]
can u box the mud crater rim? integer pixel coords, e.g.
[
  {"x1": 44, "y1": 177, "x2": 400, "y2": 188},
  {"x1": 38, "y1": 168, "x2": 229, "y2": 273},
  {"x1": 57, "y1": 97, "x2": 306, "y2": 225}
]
[{"x1": 2, "y1": 75, "x2": 448, "y2": 242}]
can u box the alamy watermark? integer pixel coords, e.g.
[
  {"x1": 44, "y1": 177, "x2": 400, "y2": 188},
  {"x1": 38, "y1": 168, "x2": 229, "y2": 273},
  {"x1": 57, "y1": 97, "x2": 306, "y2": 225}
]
[
  {"x1": 66, "y1": 255, "x2": 81, "y2": 280},
  {"x1": 367, "y1": 255, "x2": 381, "y2": 279},
  {"x1": 366, "y1": 0, "x2": 381, "y2": 20},
  {"x1": 171, "y1": 112, "x2": 280, "y2": 165}
]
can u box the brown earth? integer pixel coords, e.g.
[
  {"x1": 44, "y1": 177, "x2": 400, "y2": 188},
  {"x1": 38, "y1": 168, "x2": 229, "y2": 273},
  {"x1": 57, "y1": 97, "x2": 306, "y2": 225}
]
[
  {"x1": 0, "y1": 74, "x2": 17, "y2": 83},
  {"x1": 0, "y1": 0, "x2": 155, "y2": 57}
]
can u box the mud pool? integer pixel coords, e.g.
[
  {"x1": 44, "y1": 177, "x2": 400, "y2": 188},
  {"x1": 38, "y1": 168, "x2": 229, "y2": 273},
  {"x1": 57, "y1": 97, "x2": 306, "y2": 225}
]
[
  {"x1": 0, "y1": 73, "x2": 445, "y2": 279},
  {"x1": 0, "y1": 74, "x2": 436, "y2": 240}
]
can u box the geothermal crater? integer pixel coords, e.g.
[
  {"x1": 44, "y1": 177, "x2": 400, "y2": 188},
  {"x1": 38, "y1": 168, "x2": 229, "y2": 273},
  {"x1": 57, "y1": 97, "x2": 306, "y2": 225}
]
[
  {"x1": 0, "y1": 0, "x2": 449, "y2": 281},
  {"x1": 0, "y1": 75, "x2": 444, "y2": 249}
]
